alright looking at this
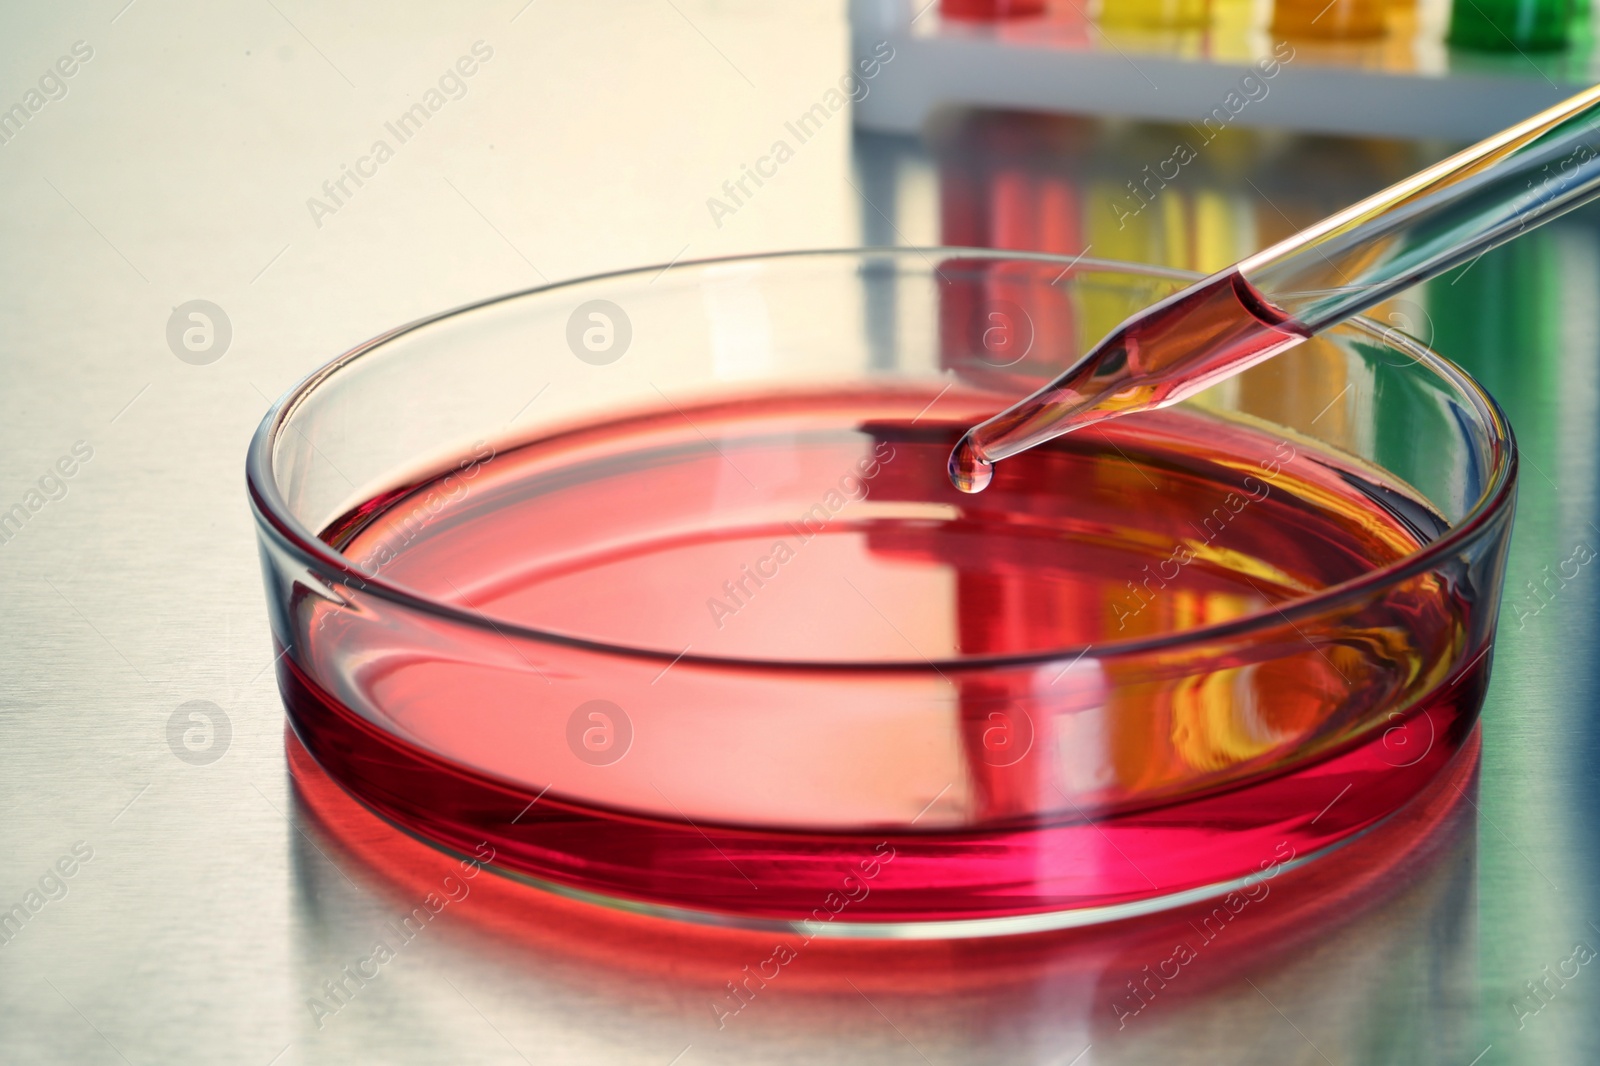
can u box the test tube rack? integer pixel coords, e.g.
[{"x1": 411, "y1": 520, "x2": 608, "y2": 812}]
[{"x1": 850, "y1": 0, "x2": 1599, "y2": 141}]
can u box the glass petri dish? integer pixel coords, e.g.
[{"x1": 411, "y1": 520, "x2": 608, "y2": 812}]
[{"x1": 248, "y1": 249, "x2": 1516, "y2": 938}]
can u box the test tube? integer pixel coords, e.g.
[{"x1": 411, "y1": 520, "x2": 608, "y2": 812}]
[
  {"x1": 1099, "y1": 0, "x2": 1210, "y2": 28},
  {"x1": 1270, "y1": 0, "x2": 1388, "y2": 37},
  {"x1": 1447, "y1": 0, "x2": 1571, "y2": 50},
  {"x1": 941, "y1": 0, "x2": 1048, "y2": 17}
]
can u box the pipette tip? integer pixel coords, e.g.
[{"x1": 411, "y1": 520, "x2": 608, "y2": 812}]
[{"x1": 948, "y1": 433, "x2": 994, "y2": 493}]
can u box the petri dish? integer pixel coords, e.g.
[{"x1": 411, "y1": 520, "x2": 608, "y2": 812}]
[{"x1": 248, "y1": 249, "x2": 1516, "y2": 938}]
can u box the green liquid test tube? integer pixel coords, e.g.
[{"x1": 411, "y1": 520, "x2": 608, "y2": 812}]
[{"x1": 1448, "y1": 0, "x2": 1570, "y2": 51}]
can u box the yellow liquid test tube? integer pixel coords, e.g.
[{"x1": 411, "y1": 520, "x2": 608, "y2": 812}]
[{"x1": 1099, "y1": 0, "x2": 1210, "y2": 27}]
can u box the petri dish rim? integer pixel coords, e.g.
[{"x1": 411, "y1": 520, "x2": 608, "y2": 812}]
[{"x1": 245, "y1": 246, "x2": 1518, "y2": 674}]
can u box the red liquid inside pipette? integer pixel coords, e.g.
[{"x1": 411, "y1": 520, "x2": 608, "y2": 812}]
[{"x1": 950, "y1": 270, "x2": 1311, "y2": 492}]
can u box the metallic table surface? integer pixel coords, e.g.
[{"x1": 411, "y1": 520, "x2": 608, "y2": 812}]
[{"x1": 1, "y1": 3, "x2": 1596, "y2": 1063}]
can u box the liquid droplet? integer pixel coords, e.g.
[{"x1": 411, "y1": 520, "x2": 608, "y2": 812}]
[{"x1": 948, "y1": 433, "x2": 994, "y2": 493}]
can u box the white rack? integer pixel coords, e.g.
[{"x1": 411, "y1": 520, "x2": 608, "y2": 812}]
[{"x1": 850, "y1": 0, "x2": 1598, "y2": 140}]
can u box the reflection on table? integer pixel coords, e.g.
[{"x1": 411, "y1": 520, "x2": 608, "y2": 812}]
[{"x1": 284, "y1": 727, "x2": 1481, "y2": 1064}]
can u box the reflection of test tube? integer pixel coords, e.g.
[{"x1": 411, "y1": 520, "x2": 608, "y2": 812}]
[
  {"x1": 1271, "y1": 0, "x2": 1388, "y2": 37},
  {"x1": 1447, "y1": 0, "x2": 1570, "y2": 50},
  {"x1": 1426, "y1": 230, "x2": 1564, "y2": 431},
  {"x1": 1099, "y1": 0, "x2": 1210, "y2": 28},
  {"x1": 941, "y1": 0, "x2": 1048, "y2": 17},
  {"x1": 936, "y1": 116, "x2": 1084, "y2": 379},
  {"x1": 858, "y1": 436, "x2": 1062, "y2": 822}
]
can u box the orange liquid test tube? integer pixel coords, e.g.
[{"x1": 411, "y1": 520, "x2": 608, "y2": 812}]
[{"x1": 1271, "y1": 0, "x2": 1387, "y2": 37}]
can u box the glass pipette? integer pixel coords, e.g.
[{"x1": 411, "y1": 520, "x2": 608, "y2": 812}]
[{"x1": 949, "y1": 83, "x2": 1600, "y2": 492}]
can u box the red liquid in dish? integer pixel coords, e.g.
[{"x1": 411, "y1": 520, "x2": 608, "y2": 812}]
[{"x1": 285, "y1": 388, "x2": 1486, "y2": 927}]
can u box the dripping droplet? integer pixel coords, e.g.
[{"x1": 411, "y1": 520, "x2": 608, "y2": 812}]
[{"x1": 948, "y1": 433, "x2": 994, "y2": 493}]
